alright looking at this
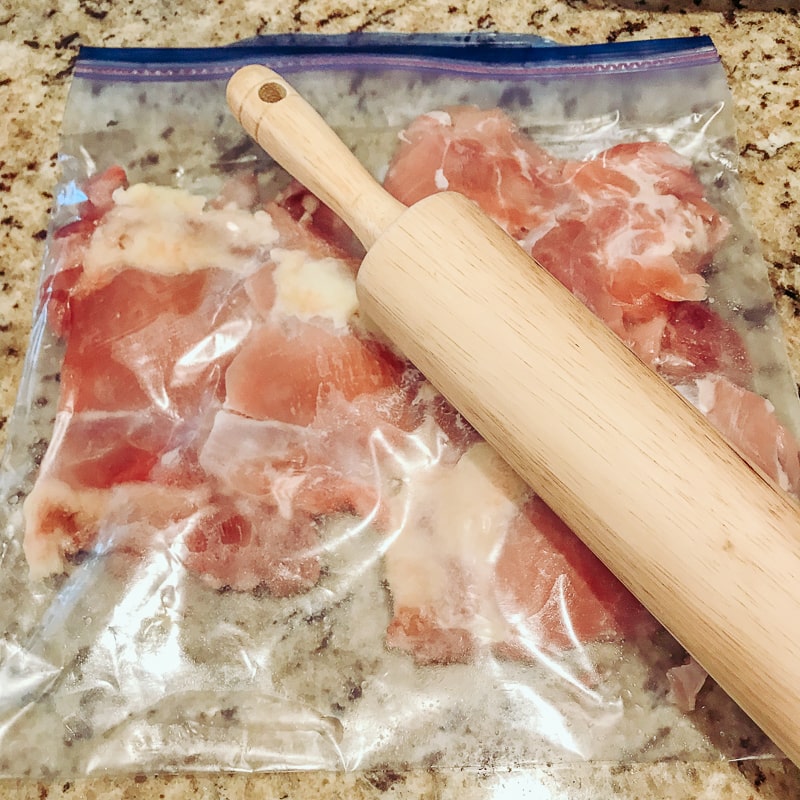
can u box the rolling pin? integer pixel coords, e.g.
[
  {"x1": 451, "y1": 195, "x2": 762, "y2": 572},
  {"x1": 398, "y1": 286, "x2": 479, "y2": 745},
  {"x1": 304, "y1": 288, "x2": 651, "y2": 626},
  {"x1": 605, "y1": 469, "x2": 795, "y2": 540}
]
[{"x1": 227, "y1": 65, "x2": 800, "y2": 765}]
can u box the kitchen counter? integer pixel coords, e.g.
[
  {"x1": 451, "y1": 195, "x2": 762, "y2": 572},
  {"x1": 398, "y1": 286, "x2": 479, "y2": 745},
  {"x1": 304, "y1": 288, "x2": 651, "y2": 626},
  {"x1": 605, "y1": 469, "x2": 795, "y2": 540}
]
[{"x1": 2, "y1": 1, "x2": 800, "y2": 797}]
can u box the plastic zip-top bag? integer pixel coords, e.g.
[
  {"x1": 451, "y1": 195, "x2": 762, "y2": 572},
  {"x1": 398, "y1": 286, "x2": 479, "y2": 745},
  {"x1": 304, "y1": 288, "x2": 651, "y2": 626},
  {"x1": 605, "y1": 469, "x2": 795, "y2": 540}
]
[{"x1": 1, "y1": 34, "x2": 797, "y2": 776}]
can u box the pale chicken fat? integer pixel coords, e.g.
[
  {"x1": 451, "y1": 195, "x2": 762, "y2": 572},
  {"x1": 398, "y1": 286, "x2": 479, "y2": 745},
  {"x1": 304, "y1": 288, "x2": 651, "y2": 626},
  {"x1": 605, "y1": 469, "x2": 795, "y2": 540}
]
[
  {"x1": 83, "y1": 183, "x2": 279, "y2": 281},
  {"x1": 270, "y1": 247, "x2": 359, "y2": 329},
  {"x1": 23, "y1": 479, "x2": 110, "y2": 578},
  {"x1": 385, "y1": 442, "x2": 529, "y2": 645},
  {"x1": 23, "y1": 476, "x2": 208, "y2": 579}
]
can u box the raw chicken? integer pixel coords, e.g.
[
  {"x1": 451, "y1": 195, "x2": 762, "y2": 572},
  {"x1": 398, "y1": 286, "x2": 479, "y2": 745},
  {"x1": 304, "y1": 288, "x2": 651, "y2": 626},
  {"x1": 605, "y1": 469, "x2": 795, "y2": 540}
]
[
  {"x1": 386, "y1": 107, "x2": 567, "y2": 241},
  {"x1": 667, "y1": 656, "x2": 710, "y2": 712},
  {"x1": 24, "y1": 172, "x2": 415, "y2": 595},
  {"x1": 676, "y1": 374, "x2": 800, "y2": 495},
  {"x1": 384, "y1": 107, "x2": 731, "y2": 368},
  {"x1": 224, "y1": 320, "x2": 405, "y2": 426},
  {"x1": 385, "y1": 443, "x2": 650, "y2": 664}
]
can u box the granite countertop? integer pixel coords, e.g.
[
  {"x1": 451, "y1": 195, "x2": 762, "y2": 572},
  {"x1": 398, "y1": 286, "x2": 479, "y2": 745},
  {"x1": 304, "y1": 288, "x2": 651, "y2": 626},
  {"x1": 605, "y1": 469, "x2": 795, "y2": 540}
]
[{"x1": 3, "y1": 1, "x2": 800, "y2": 798}]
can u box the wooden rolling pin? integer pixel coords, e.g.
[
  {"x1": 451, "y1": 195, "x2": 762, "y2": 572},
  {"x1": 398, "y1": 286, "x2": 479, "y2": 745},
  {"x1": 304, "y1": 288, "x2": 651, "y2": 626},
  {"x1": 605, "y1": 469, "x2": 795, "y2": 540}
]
[{"x1": 227, "y1": 65, "x2": 800, "y2": 765}]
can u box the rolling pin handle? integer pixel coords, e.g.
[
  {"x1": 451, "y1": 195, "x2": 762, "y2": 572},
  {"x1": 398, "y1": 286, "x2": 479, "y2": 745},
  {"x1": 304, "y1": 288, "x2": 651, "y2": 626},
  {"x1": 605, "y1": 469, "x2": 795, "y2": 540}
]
[{"x1": 227, "y1": 65, "x2": 405, "y2": 249}]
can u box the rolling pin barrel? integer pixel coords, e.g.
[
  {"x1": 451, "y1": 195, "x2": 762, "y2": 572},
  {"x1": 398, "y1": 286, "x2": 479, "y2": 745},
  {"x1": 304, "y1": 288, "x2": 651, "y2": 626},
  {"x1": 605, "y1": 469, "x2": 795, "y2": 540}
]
[{"x1": 227, "y1": 65, "x2": 800, "y2": 767}]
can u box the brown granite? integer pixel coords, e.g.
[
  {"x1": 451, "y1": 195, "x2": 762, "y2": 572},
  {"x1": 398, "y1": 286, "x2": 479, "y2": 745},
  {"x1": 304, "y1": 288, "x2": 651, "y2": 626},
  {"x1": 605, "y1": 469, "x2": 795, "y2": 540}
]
[
  {"x1": 3, "y1": 763, "x2": 800, "y2": 800},
  {"x1": 2, "y1": 1, "x2": 800, "y2": 797}
]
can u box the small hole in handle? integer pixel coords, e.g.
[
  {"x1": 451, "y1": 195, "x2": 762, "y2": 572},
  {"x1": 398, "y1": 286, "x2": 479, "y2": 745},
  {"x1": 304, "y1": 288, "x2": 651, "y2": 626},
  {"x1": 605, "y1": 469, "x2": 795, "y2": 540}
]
[{"x1": 258, "y1": 82, "x2": 287, "y2": 103}]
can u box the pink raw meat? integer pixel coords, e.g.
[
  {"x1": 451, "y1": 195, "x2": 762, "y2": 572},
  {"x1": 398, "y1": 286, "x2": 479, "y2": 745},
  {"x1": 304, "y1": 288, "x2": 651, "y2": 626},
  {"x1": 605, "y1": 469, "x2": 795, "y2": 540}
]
[
  {"x1": 678, "y1": 374, "x2": 800, "y2": 495},
  {"x1": 384, "y1": 444, "x2": 653, "y2": 665},
  {"x1": 182, "y1": 494, "x2": 322, "y2": 596},
  {"x1": 667, "y1": 656, "x2": 710, "y2": 712},
  {"x1": 24, "y1": 168, "x2": 420, "y2": 596},
  {"x1": 386, "y1": 107, "x2": 567, "y2": 241},
  {"x1": 384, "y1": 107, "x2": 731, "y2": 368}
]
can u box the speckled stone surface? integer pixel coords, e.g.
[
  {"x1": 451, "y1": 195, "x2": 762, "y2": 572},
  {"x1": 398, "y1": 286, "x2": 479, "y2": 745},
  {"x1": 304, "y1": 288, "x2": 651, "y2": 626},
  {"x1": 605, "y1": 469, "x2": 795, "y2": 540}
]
[{"x1": 2, "y1": 1, "x2": 800, "y2": 797}]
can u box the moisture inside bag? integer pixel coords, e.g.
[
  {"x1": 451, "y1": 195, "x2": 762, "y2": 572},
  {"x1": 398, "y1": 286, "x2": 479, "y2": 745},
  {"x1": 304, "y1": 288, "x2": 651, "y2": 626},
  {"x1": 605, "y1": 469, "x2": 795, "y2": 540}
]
[{"x1": 0, "y1": 34, "x2": 797, "y2": 776}]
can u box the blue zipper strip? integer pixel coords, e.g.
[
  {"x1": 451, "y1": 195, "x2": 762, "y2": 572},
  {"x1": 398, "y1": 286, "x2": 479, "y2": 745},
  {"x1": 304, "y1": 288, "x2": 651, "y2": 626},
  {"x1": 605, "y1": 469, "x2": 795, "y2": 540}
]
[{"x1": 74, "y1": 33, "x2": 720, "y2": 82}]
